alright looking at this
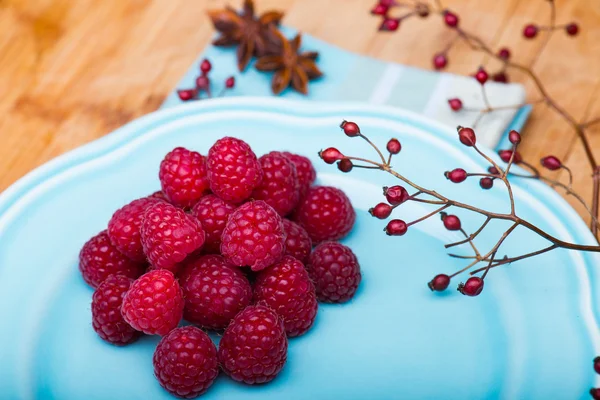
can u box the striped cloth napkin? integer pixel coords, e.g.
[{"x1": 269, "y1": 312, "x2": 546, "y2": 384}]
[{"x1": 162, "y1": 27, "x2": 530, "y2": 149}]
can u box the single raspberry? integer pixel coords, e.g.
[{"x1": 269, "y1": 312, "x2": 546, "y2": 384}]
[
  {"x1": 140, "y1": 202, "x2": 205, "y2": 271},
  {"x1": 107, "y1": 197, "x2": 162, "y2": 262},
  {"x1": 206, "y1": 137, "x2": 263, "y2": 203},
  {"x1": 121, "y1": 269, "x2": 184, "y2": 335},
  {"x1": 190, "y1": 194, "x2": 236, "y2": 254},
  {"x1": 254, "y1": 256, "x2": 318, "y2": 337},
  {"x1": 221, "y1": 200, "x2": 285, "y2": 271},
  {"x1": 91, "y1": 275, "x2": 140, "y2": 345},
  {"x1": 293, "y1": 186, "x2": 356, "y2": 243},
  {"x1": 218, "y1": 305, "x2": 287, "y2": 384},
  {"x1": 179, "y1": 255, "x2": 252, "y2": 330},
  {"x1": 282, "y1": 219, "x2": 312, "y2": 263},
  {"x1": 251, "y1": 151, "x2": 299, "y2": 216},
  {"x1": 159, "y1": 147, "x2": 210, "y2": 208},
  {"x1": 79, "y1": 230, "x2": 144, "y2": 288},
  {"x1": 282, "y1": 152, "x2": 316, "y2": 198},
  {"x1": 306, "y1": 242, "x2": 361, "y2": 303},
  {"x1": 153, "y1": 326, "x2": 218, "y2": 398}
]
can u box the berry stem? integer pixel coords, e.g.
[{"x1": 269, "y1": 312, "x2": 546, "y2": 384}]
[
  {"x1": 460, "y1": 228, "x2": 481, "y2": 258},
  {"x1": 470, "y1": 244, "x2": 559, "y2": 274},
  {"x1": 406, "y1": 204, "x2": 450, "y2": 227},
  {"x1": 445, "y1": 217, "x2": 491, "y2": 249}
]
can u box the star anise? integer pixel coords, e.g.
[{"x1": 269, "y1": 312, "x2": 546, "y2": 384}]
[
  {"x1": 255, "y1": 29, "x2": 323, "y2": 95},
  {"x1": 207, "y1": 0, "x2": 283, "y2": 71}
]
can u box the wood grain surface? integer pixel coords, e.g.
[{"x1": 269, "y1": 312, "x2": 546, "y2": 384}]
[{"x1": 0, "y1": 0, "x2": 599, "y2": 222}]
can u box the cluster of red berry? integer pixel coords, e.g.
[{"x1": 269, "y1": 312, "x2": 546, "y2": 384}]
[
  {"x1": 79, "y1": 138, "x2": 361, "y2": 397},
  {"x1": 177, "y1": 59, "x2": 236, "y2": 102}
]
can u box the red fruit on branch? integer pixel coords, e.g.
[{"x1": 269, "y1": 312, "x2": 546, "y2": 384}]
[
  {"x1": 384, "y1": 185, "x2": 409, "y2": 205},
  {"x1": 492, "y1": 72, "x2": 508, "y2": 83},
  {"x1": 498, "y1": 149, "x2": 522, "y2": 163},
  {"x1": 225, "y1": 76, "x2": 235, "y2": 88},
  {"x1": 196, "y1": 75, "x2": 210, "y2": 90},
  {"x1": 443, "y1": 10, "x2": 459, "y2": 27},
  {"x1": 442, "y1": 214, "x2": 461, "y2": 231},
  {"x1": 369, "y1": 203, "x2": 393, "y2": 219},
  {"x1": 488, "y1": 166, "x2": 500, "y2": 175},
  {"x1": 385, "y1": 219, "x2": 407, "y2": 236},
  {"x1": 593, "y1": 356, "x2": 600, "y2": 374},
  {"x1": 498, "y1": 48, "x2": 511, "y2": 60},
  {"x1": 474, "y1": 67, "x2": 489, "y2": 85},
  {"x1": 565, "y1": 23, "x2": 579, "y2": 36},
  {"x1": 479, "y1": 177, "x2": 494, "y2": 190},
  {"x1": 379, "y1": 0, "x2": 395, "y2": 6},
  {"x1": 200, "y1": 59, "x2": 212, "y2": 74},
  {"x1": 177, "y1": 89, "x2": 196, "y2": 101},
  {"x1": 445, "y1": 168, "x2": 467, "y2": 183},
  {"x1": 541, "y1": 155, "x2": 562, "y2": 170},
  {"x1": 591, "y1": 388, "x2": 600, "y2": 400},
  {"x1": 319, "y1": 147, "x2": 344, "y2": 164},
  {"x1": 371, "y1": 3, "x2": 389, "y2": 16},
  {"x1": 448, "y1": 98, "x2": 463, "y2": 111},
  {"x1": 386, "y1": 138, "x2": 401, "y2": 154},
  {"x1": 458, "y1": 127, "x2": 476, "y2": 147},
  {"x1": 428, "y1": 274, "x2": 450, "y2": 292},
  {"x1": 523, "y1": 24, "x2": 538, "y2": 38},
  {"x1": 508, "y1": 130, "x2": 521, "y2": 144},
  {"x1": 341, "y1": 120, "x2": 361, "y2": 137},
  {"x1": 338, "y1": 158, "x2": 353, "y2": 172},
  {"x1": 458, "y1": 276, "x2": 484, "y2": 296},
  {"x1": 380, "y1": 17, "x2": 400, "y2": 32},
  {"x1": 433, "y1": 53, "x2": 448, "y2": 70}
]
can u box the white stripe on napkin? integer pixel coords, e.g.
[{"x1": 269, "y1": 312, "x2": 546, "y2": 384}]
[{"x1": 369, "y1": 64, "x2": 404, "y2": 105}]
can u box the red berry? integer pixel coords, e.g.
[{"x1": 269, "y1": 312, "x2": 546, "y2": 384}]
[
  {"x1": 79, "y1": 230, "x2": 144, "y2": 288},
  {"x1": 190, "y1": 194, "x2": 236, "y2": 254},
  {"x1": 498, "y1": 47, "x2": 510, "y2": 60},
  {"x1": 319, "y1": 147, "x2": 344, "y2": 164},
  {"x1": 458, "y1": 276, "x2": 484, "y2": 296},
  {"x1": 252, "y1": 151, "x2": 299, "y2": 216},
  {"x1": 282, "y1": 152, "x2": 317, "y2": 198},
  {"x1": 445, "y1": 168, "x2": 467, "y2": 183},
  {"x1": 293, "y1": 186, "x2": 356, "y2": 243},
  {"x1": 380, "y1": 0, "x2": 395, "y2": 5},
  {"x1": 179, "y1": 255, "x2": 252, "y2": 330},
  {"x1": 385, "y1": 219, "x2": 407, "y2": 236},
  {"x1": 508, "y1": 130, "x2": 521, "y2": 144},
  {"x1": 254, "y1": 255, "x2": 318, "y2": 337},
  {"x1": 108, "y1": 197, "x2": 163, "y2": 262},
  {"x1": 141, "y1": 202, "x2": 205, "y2": 272},
  {"x1": 442, "y1": 214, "x2": 461, "y2": 231},
  {"x1": 384, "y1": 185, "x2": 409, "y2": 205},
  {"x1": 448, "y1": 98, "x2": 463, "y2": 111},
  {"x1": 541, "y1": 155, "x2": 562, "y2": 171},
  {"x1": 177, "y1": 89, "x2": 196, "y2": 101},
  {"x1": 200, "y1": 59, "x2": 212, "y2": 74},
  {"x1": 225, "y1": 76, "x2": 235, "y2": 88},
  {"x1": 221, "y1": 200, "x2": 285, "y2": 271},
  {"x1": 428, "y1": 274, "x2": 450, "y2": 292},
  {"x1": 498, "y1": 149, "x2": 522, "y2": 163},
  {"x1": 591, "y1": 388, "x2": 600, "y2": 400},
  {"x1": 91, "y1": 275, "x2": 140, "y2": 345},
  {"x1": 474, "y1": 67, "x2": 488, "y2": 85},
  {"x1": 159, "y1": 147, "x2": 209, "y2": 208},
  {"x1": 369, "y1": 202, "x2": 392, "y2": 219},
  {"x1": 433, "y1": 53, "x2": 448, "y2": 70},
  {"x1": 195, "y1": 75, "x2": 210, "y2": 90},
  {"x1": 444, "y1": 10, "x2": 459, "y2": 27},
  {"x1": 207, "y1": 137, "x2": 263, "y2": 203},
  {"x1": 337, "y1": 158, "x2": 353, "y2": 172},
  {"x1": 594, "y1": 356, "x2": 600, "y2": 374},
  {"x1": 371, "y1": 3, "x2": 389, "y2": 15},
  {"x1": 480, "y1": 177, "x2": 494, "y2": 189},
  {"x1": 386, "y1": 138, "x2": 401, "y2": 154},
  {"x1": 121, "y1": 269, "x2": 184, "y2": 335},
  {"x1": 488, "y1": 166, "x2": 500, "y2": 175},
  {"x1": 523, "y1": 24, "x2": 538, "y2": 38},
  {"x1": 492, "y1": 72, "x2": 508, "y2": 83},
  {"x1": 565, "y1": 23, "x2": 579, "y2": 36},
  {"x1": 153, "y1": 326, "x2": 218, "y2": 398},
  {"x1": 282, "y1": 219, "x2": 312, "y2": 263},
  {"x1": 218, "y1": 305, "x2": 288, "y2": 384},
  {"x1": 458, "y1": 127, "x2": 476, "y2": 147},
  {"x1": 380, "y1": 17, "x2": 400, "y2": 31},
  {"x1": 307, "y1": 241, "x2": 361, "y2": 303},
  {"x1": 340, "y1": 120, "x2": 361, "y2": 137}
]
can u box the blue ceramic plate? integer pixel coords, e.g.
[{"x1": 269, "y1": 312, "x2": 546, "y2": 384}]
[{"x1": 0, "y1": 98, "x2": 598, "y2": 400}]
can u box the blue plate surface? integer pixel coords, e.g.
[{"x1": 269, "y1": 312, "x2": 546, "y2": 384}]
[{"x1": 0, "y1": 98, "x2": 598, "y2": 399}]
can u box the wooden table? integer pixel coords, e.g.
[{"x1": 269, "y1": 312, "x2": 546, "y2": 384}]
[{"x1": 1, "y1": 0, "x2": 599, "y2": 223}]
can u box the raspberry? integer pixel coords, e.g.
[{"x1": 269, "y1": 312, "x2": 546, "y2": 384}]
[
  {"x1": 141, "y1": 202, "x2": 205, "y2": 271},
  {"x1": 107, "y1": 197, "x2": 162, "y2": 262},
  {"x1": 179, "y1": 255, "x2": 252, "y2": 330},
  {"x1": 91, "y1": 275, "x2": 140, "y2": 345},
  {"x1": 149, "y1": 191, "x2": 169, "y2": 201},
  {"x1": 252, "y1": 151, "x2": 299, "y2": 216},
  {"x1": 121, "y1": 269, "x2": 184, "y2": 335},
  {"x1": 218, "y1": 305, "x2": 287, "y2": 384},
  {"x1": 153, "y1": 326, "x2": 218, "y2": 398},
  {"x1": 190, "y1": 194, "x2": 236, "y2": 254},
  {"x1": 307, "y1": 242, "x2": 361, "y2": 303},
  {"x1": 159, "y1": 147, "x2": 210, "y2": 208},
  {"x1": 206, "y1": 137, "x2": 263, "y2": 203},
  {"x1": 282, "y1": 219, "x2": 312, "y2": 263},
  {"x1": 254, "y1": 256, "x2": 318, "y2": 337},
  {"x1": 293, "y1": 186, "x2": 356, "y2": 243},
  {"x1": 79, "y1": 230, "x2": 144, "y2": 288},
  {"x1": 221, "y1": 201, "x2": 285, "y2": 271},
  {"x1": 282, "y1": 152, "x2": 316, "y2": 198}
]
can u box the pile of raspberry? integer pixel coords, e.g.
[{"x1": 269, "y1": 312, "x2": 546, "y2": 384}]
[{"x1": 80, "y1": 137, "x2": 362, "y2": 398}]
